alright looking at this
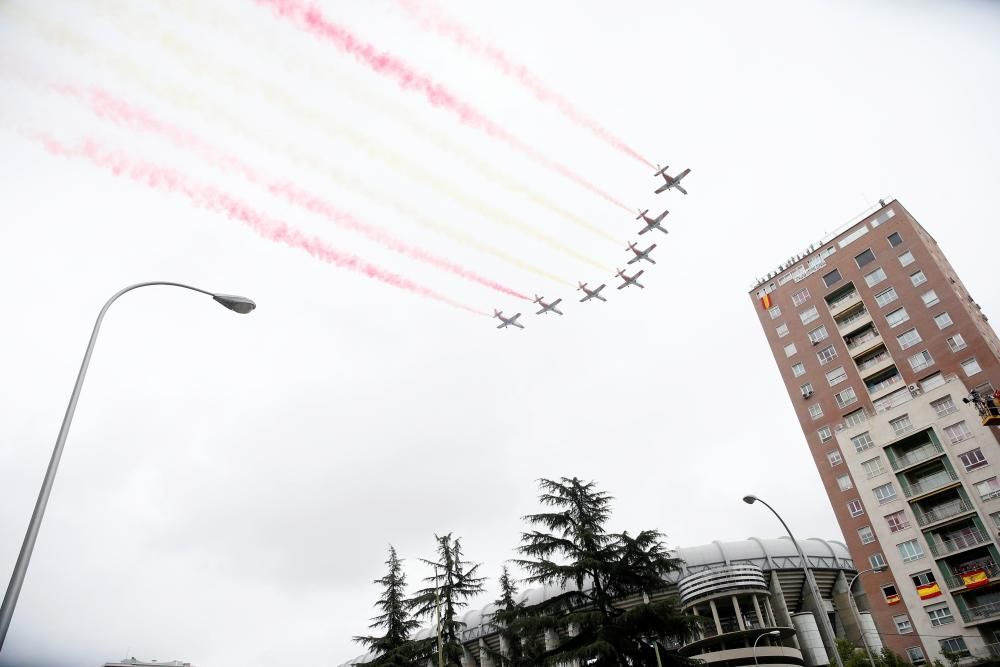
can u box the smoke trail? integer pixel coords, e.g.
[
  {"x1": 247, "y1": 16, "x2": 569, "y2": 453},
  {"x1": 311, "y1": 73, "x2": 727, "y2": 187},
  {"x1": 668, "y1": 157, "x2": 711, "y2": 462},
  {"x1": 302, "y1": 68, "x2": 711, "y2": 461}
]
[
  {"x1": 56, "y1": 84, "x2": 532, "y2": 301},
  {"x1": 396, "y1": 0, "x2": 656, "y2": 170},
  {"x1": 255, "y1": 0, "x2": 634, "y2": 214},
  {"x1": 37, "y1": 135, "x2": 488, "y2": 316}
]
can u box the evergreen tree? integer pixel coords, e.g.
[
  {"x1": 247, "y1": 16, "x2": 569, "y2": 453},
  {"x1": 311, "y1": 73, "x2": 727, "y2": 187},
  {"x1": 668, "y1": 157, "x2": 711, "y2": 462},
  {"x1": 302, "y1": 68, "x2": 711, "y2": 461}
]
[
  {"x1": 488, "y1": 566, "x2": 544, "y2": 666},
  {"x1": 354, "y1": 546, "x2": 423, "y2": 667},
  {"x1": 510, "y1": 477, "x2": 697, "y2": 666},
  {"x1": 411, "y1": 533, "x2": 487, "y2": 666}
]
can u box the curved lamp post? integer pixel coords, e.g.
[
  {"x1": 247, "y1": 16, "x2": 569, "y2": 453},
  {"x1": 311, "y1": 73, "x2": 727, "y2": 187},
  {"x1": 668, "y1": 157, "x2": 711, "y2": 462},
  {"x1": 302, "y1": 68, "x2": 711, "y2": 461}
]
[
  {"x1": 743, "y1": 494, "x2": 845, "y2": 667},
  {"x1": 0, "y1": 282, "x2": 255, "y2": 651},
  {"x1": 753, "y1": 629, "x2": 782, "y2": 666},
  {"x1": 848, "y1": 566, "x2": 887, "y2": 667}
]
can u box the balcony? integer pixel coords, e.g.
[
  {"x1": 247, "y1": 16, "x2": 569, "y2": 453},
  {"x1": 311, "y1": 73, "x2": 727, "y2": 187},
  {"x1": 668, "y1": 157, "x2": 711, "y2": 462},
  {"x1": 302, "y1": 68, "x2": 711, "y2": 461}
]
[
  {"x1": 867, "y1": 372, "x2": 905, "y2": 400},
  {"x1": 913, "y1": 497, "x2": 975, "y2": 528},
  {"x1": 848, "y1": 331, "x2": 884, "y2": 357},
  {"x1": 942, "y1": 561, "x2": 1000, "y2": 591},
  {"x1": 827, "y1": 289, "x2": 861, "y2": 317},
  {"x1": 837, "y1": 307, "x2": 873, "y2": 333},
  {"x1": 857, "y1": 349, "x2": 895, "y2": 379},
  {"x1": 903, "y1": 468, "x2": 960, "y2": 499},
  {"x1": 960, "y1": 599, "x2": 1000, "y2": 624},
  {"x1": 926, "y1": 528, "x2": 990, "y2": 557},
  {"x1": 891, "y1": 442, "x2": 946, "y2": 472}
]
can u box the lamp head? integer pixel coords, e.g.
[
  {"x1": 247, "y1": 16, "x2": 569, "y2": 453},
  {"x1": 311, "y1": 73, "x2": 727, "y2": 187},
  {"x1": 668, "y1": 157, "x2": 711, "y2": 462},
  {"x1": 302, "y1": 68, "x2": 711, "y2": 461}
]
[
  {"x1": 212, "y1": 294, "x2": 256, "y2": 314},
  {"x1": 743, "y1": 495, "x2": 758, "y2": 505},
  {"x1": 768, "y1": 630, "x2": 781, "y2": 637}
]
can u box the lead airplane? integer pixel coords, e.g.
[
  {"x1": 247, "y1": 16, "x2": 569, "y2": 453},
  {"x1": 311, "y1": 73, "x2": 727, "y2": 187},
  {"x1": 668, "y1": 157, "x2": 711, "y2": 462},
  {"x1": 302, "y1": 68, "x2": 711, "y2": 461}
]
[
  {"x1": 635, "y1": 208, "x2": 669, "y2": 235},
  {"x1": 654, "y1": 165, "x2": 691, "y2": 195},
  {"x1": 627, "y1": 242, "x2": 657, "y2": 265},
  {"x1": 577, "y1": 282, "x2": 607, "y2": 303},
  {"x1": 616, "y1": 268, "x2": 645, "y2": 290},
  {"x1": 493, "y1": 309, "x2": 524, "y2": 329},
  {"x1": 533, "y1": 295, "x2": 564, "y2": 315}
]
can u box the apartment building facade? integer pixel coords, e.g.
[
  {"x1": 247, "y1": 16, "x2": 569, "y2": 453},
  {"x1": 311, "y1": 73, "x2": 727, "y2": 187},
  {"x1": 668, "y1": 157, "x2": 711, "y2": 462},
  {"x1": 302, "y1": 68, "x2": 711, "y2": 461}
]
[{"x1": 750, "y1": 200, "x2": 1000, "y2": 664}]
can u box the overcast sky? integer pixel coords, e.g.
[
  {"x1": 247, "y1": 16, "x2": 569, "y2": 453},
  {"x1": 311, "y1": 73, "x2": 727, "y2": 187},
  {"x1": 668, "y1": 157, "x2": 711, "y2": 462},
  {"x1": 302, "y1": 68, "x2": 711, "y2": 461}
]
[{"x1": 1, "y1": 1, "x2": 999, "y2": 665}]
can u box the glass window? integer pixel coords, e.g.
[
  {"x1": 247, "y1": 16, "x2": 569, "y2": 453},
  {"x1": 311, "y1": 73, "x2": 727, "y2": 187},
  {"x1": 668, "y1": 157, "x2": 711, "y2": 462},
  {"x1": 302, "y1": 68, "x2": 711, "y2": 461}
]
[
  {"x1": 818, "y1": 426, "x2": 833, "y2": 442},
  {"x1": 875, "y1": 287, "x2": 898, "y2": 307},
  {"x1": 898, "y1": 251, "x2": 915, "y2": 267},
  {"x1": 926, "y1": 604, "x2": 954, "y2": 627},
  {"x1": 934, "y1": 312, "x2": 954, "y2": 329},
  {"x1": 862, "y1": 457, "x2": 884, "y2": 478},
  {"x1": 776, "y1": 323, "x2": 790, "y2": 338},
  {"x1": 920, "y1": 372, "x2": 945, "y2": 391},
  {"x1": 882, "y1": 584, "x2": 899, "y2": 601},
  {"x1": 844, "y1": 409, "x2": 866, "y2": 427},
  {"x1": 905, "y1": 647, "x2": 925, "y2": 665},
  {"x1": 769, "y1": 305, "x2": 781, "y2": 319},
  {"x1": 874, "y1": 482, "x2": 897, "y2": 504},
  {"x1": 944, "y1": 421, "x2": 972, "y2": 444},
  {"x1": 858, "y1": 526, "x2": 875, "y2": 544},
  {"x1": 886, "y1": 307, "x2": 910, "y2": 328},
  {"x1": 865, "y1": 267, "x2": 887, "y2": 287},
  {"x1": 911, "y1": 571, "x2": 935, "y2": 587},
  {"x1": 809, "y1": 404, "x2": 824, "y2": 420},
  {"x1": 823, "y1": 269, "x2": 842, "y2": 288},
  {"x1": 836, "y1": 386, "x2": 858, "y2": 408},
  {"x1": 852, "y1": 432, "x2": 875, "y2": 452},
  {"x1": 817, "y1": 345, "x2": 838, "y2": 365},
  {"x1": 800, "y1": 306, "x2": 819, "y2": 325},
  {"x1": 959, "y1": 448, "x2": 987, "y2": 472},
  {"x1": 921, "y1": 290, "x2": 940, "y2": 307},
  {"x1": 837, "y1": 474, "x2": 854, "y2": 491},
  {"x1": 910, "y1": 270, "x2": 927, "y2": 286},
  {"x1": 962, "y1": 358, "x2": 982, "y2": 376},
  {"x1": 869, "y1": 552, "x2": 887, "y2": 568},
  {"x1": 808, "y1": 325, "x2": 829, "y2": 344},
  {"x1": 856, "y1": 249, "x2": 876, "y2": 268},
  {"x1": 791, "y1": 288, "x2": 810, "y2": 306},
  {"x1": 947, "y1": 334, "x2": 967, "y2": 352},
  {"x1": 887, "y1": 232, "x2": 903, "y2": 247},
  {"x1": 908, "y1": 350, "x2": 934, "y2": 372},
  {"x1": 828, "y1": 450, "x2": 843, "y2": 467},
  {"x1": 894, "y1": 614, "x2": 912, "y2": 634},
  {"x1": 792, "y1": 362, "x2": 806, "y2": 377},
  {"x1": 897, "y1": 328, "x2": 922, "y2": 350},
  {"x1": 939, "y1": 637, "x2": 969, "y2": 658},
  {"x1": 886, "y1": 510, "x2": 909, "y2": 532},
  {"x1": 848, "y1": 499, "x2": 865, "y2": 517},
  {"x1": 889, "y1": 415, "x2": 913, "y2": 436},
  {"x1": 931, "y1": 396, "x2": 958, "y2": 417},
  {"x1": 826, "y1": 366, "x2": 847, "y2": 386},
  {"x1": 975, "y1": 477, "x2": 1000, "y2": 501},
  {"x1": 800, "y1": 382, "x2": 814, "y2": 396},
  {"x1": 784, "y1": 343, "x2": 797, "y2": 357},
  {"x1": 897, "y1": 539, "x2": 924, "y2": 563}
]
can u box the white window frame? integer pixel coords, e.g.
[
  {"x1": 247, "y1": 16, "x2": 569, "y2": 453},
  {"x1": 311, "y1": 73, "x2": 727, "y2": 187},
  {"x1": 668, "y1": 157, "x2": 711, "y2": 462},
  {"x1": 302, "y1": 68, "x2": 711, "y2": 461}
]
[
  {"x1": 818, "y1": 426, "x2": 833, "y2": 442},
  {"x1": 792, "y1": 362, "x2": 806, "y2": 378},
  {"x1": 862, "y1": 457, "x2": 884, "y2": 479},
  {"x1": 947, "y1": 334, "x2": 967, "y2": 352},
  {"x1": 886, "y1": 510, "x2": 908, "y2": 533},
  {"x1": 944, "y1": 421, "x2": 972, "y2": 444},
  {"x1": 931, "y1": 396, "x2": 958, "y2": 417},
  {"x1": 935, "y1": 312, "x2": 954, "y2": 329},
  {"x1": 898, "y1": 251, "x2": 915, "y2": 267},
  {"x1": 858, "y1": 526, "x2": 876, "y2": 544},
  {"x1": 848, "y1": 499, "x2": 864, "y2": 517},
  {"x1": 808, "y1": 325, "x2": 829, "y2": 344},
  {"x1": 808, "y1": 404, "x2": 824, "y2": 420},
  {"x1": 827, "y1": 450, "x2": 843, "y2": 467},
  {"x1": 959, "y1": 448, "x2": 987, "y2": 472},
  {"x1": 875, "y1": 287, "x2": 898, "y2": 308},
  {"x1": 897, "y1": 328, "x2": 922, "y2": 350},
  {"x1": 791, "y1": 288, "x2": 810, "y2": 307},
  {"x1": 908, "y1": 350, "x2": 934, "y2": 372},
  {"x1": 898, "y1": 539, "x2": 924, "y2": 563},
  {"x1": 961, "y1": 357, "x2": 982, "y2": 376},
  {"x1": 894, "y1": 614, "x2": 912, "y2": 634},
  {"x1": 889, "y1": 414, "x2": 913, "y2": 436},
  {"x1": 826, "y1": 366, "x2": 847, "y2": 386},
  {"x1": 852, "y1": 432, "x2": 875, "y2": 453},
  {"x1": 864, "y1": 267, "x2": 887, "y2": 287},
  {"x1": 886, "y1": 307, "x2": 910, "y2": 328},
  {"x1": 836, "y1": 386, "x2": 858, "y2": 408},
  {"x1": 921, "y1": 289, "x2": 940, "y2": 307},
  {"x1": 873, "y1": 482, "x2": 897, "y2": 505},
  {"x1": 869, "y1": 552, "x2": 887, "y2": 568},
  {"x1": 910, "y1": 270, "x2": 927, "y2": 286},
  {"x1": 800, "y1": 306, "x2": 819, "y2": 325},
  {"x1": 837, "y1": 474, "x2": 854, "y2": 491},
  {"x1": 817, "y1": 345, "x2": 838, "y2": 366},
  {"x1": 776, "y1": 323, "x2": 790, "y2": 338},
  {"x1": 769, "y1": 305, "x2": 781, "y2": 319}
]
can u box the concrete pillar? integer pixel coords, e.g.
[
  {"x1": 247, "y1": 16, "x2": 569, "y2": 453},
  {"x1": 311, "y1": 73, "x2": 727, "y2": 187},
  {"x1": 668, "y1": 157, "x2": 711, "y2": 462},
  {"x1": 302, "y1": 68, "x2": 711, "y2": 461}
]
[
  {"x1": 709, "y1": 599, "x2": 722, "y2": 635},
  {"x1": 832, "y1": 570, "x2": 862, "y2": 646},
  {"x1": 769, "y1": 573, "x2": 800, "y2": 650},
  {"x1": 752, "y1": 594, "x2": 766, "y2": 628},
  {"x1": 733, "y1": 595, "x2": 747, "y2": 631},
  {"x1": 461, "y1": 645, "x2": 475, "y2": 667},
  {"x1": 479, "y1": 639, "x2": 496, "y2": 667},
  {"x1": 499, "y1": 635, "x2": 511, "y2": 659},
  {"x1": 545, "y1": 629, "x2": 559, "y2": 651}
]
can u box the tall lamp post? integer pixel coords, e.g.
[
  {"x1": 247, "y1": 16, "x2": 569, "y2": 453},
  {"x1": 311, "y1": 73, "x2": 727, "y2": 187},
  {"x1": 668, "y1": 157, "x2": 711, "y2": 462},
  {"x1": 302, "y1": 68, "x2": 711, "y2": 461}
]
[
  {"x1": 848, "y1": 566, "x2": 887, "y2": 667},
  {"x1": 754, "y1": 629, "x2": 782, "y2": 666},
  {"x1": 743, "y1": 494, "x2": 845, "y2": 667},
  {"x1": 0, "y1": 282, "x2": 256, "y2": 651}
]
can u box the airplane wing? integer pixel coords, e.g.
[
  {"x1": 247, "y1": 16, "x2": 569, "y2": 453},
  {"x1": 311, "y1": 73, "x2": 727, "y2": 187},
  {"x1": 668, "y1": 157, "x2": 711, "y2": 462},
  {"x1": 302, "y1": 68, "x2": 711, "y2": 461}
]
[
  {"x1": 635, "y1": 270, "x2": 645, "y2": 279},
  {"x1": 675, "y1": 168, "x2": 691, "y2": 180},
  {"x1": 654, "y1": 183, "x2": 668, "y2": 194},
  {"x1": 617, "y1": 282, "x2": 627, "y2": 290},
  {"x1": 496, "y1": 322, "x2": 505, "y2": 329},
  {"x1": 551, "y1": 298, "x2": 562, "y2": 307},
  {"x1": 627, "y1": 256, "x2": 639, "y2": 265},
  {"x1": 638, "y1": 226, "x2": 649, "y2": 235},
  {"x1": 676, "y1": 184, "x2": 688, "y2": 195}
]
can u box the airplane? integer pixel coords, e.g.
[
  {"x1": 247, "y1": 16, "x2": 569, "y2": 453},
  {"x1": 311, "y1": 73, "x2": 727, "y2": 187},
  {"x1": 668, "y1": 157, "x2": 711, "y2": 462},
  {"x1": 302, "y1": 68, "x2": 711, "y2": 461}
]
[
  {"x1": 635, "y1": 208, "x2": 670, "y2": 235},
  {"x1": 533, "y1": 295, "x2": 564, "y2": 316},
  {"x1": 626, "y1": 242, "x2": 657, "y2": 265},
  {"x1": 654, "y1": 165, "x2": 691, "y2": 195},
  {"x1": 577, "y1": 282, "x2": 607, "y2": 303},
  {"x1": 616, "y1": 268, "x2": 645, "y2": 290},
  {"x1": 493, "y1": 309, "x2": 524, "y2": 329}
]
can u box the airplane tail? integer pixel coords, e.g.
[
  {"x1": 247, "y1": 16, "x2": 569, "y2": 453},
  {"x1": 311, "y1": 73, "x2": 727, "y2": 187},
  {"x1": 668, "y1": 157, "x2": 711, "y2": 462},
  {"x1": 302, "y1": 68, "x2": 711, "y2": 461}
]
[
  {"x1": 654, "y1": 164, "x2": 668, "y2": 177},
  {"x1": 635, "y1": 209, "x2": 648, "y2": 221}
]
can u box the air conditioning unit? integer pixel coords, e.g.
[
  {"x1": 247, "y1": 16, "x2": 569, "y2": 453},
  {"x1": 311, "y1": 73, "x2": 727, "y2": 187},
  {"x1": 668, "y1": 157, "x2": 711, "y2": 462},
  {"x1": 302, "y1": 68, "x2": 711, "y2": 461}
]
[
  {"x1": 801, "y1": 388, "x2": 813, "y2": 398},
  {"x1": 908, "y1": 383, "x2": 921, "y2": 396},
  {"x1": 812, "y1": 339, "x2": 820, "y2": 346}
]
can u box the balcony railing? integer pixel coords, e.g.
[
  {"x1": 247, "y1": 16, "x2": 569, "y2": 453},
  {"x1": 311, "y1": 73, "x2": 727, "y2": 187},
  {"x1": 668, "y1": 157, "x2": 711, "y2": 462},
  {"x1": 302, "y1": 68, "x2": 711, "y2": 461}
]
[
  {"x1": 927, "y1": 528, "x2": 990, "y2": 557},
  {"x1": 857, "y1": 350, "x2": 891, "y2": 373},
  {"x1": 986, "y1": 643, "x2": 1000, "y2": 659},
  {"x1": 828, "y1": 290, "x2": 860, "y2": 313},
  {"x1": 913, "y1": 498, "x2": 974, "y2": 527},
  {"x1": 837, "y1": 307, "x2": 870, "y2": 330},
  {"x1": 848, "y1": 332, "x2": 880, "y2": 352},
  {"x1": 867, "y1": 372, "x2": 904, "y2": 396},
  {"x1": 960, "y1": 599, "x2": 1000, "y2": 623},
  {"x1": 941, "y1": 561, "x2": 1000, "y2": 590},
  {"x1": 892, "y1": 442, "x2": 945, "y2": 472},
  {"x1": 903, "y1": 468, "x2": 959, "y2": 498}
]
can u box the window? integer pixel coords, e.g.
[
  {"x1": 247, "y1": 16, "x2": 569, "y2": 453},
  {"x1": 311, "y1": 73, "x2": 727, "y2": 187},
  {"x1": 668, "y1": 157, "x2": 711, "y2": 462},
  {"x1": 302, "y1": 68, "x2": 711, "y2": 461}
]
[
  {"x1": 898, "y1": 251, "x2": 915, "y2": 267},
  {"x1": 837, "y1": 474, "x2": 854, "y2": 491},
  {"x1": 882, "y1": 584, "x2": 899, "y2": 602},
  {"x1": 897, "y1": 539, "x2": 924, "y2": 563},
  {"x1": 944, "y1": 421, "x2": 972, "y2": 444},
  {"x1": 905, "y1": 647, "x2": 925, "y2": 666},
  {"x1": 791, "y1": 288, "x2": 810, "y2": 306},
  {"x1": 823, "y1": 269, "x2": 842, "y2": 288},
  {"x1": 886, "y1": 510, "x2": 908, "y2": 532},
  {"x1": 865, "y1": 267, "x2": 887, "y2": 287},
  {"x1": 792, "y1": 362, "x2": 806, "y2": 377},
  {"x1": 910, "y1": 270, "x2": 927, "y2": 287},
  {"x1": 828, "y1": 450, "x2": 843, "y2": 467},
  {"x1": 897, "y1": 328, "x2": 922, "y2": 350},
  {"x1": 818, "y1": 426, "x2": 833, "y2": 442},
  {"x1": 858, "y1": 526, "x2": 875, "y2": 544},
  {"x1": 931, "y1": 396, "x2": 958, "y2": 417},
  {"x1": 893, "y1": 614, "x2": 912, "y2": 634},
  {"x1": 873, "y1": 482, "x2": 897, "y2": 504},
  {"x1": 826, "y1": 366, "x2": 847, "y2": 386},
  {"x1": 776, "y1": 323, "x2": 789, "y2": 338},
  {"x1": 844, "y1": 409, "x2": 866, "y2": 427},
  {"x1": 855, "y1": 248, "x2": 876, "y2": 268},
  {"x1": 911, "y1": 571, "x2": 935, "y2": 587},
  {"x1": 961, "y1": 357, "x2": 982, "y2": 376},
  {"x1": 836, "y1": 386, "x2": 858, "y2": 408},
  {"x1": 869, "y1": 552, "x2": 887, "y2": 568},
  {"x1": 848, "y1": 499, "x2": 865, "y2": 517},
  {"x1": 959, "y1": 448, "x2": 987, "y2": 472},
  {"x1": 926, "y1": 604, "x2": 954, "y2": 627},
  {"x1": 934, "y1": 312, "x2": 954, "y2": 329},
  {"x1": 817, "y1": 345, "x2": 838, "y2": 365},
  {"x1": 921, "y1": 290, "x2": 940, "y2": 307},
  {"x1": 784, "y1": 343, "x2": 797, "y2": 357},
  {"x1": 887, "y1": 232, "x2": 903, "y2": 247},
  {"x1": 852, "y1": 432, "x2": 875, "y2": 452},
  {"x1": 875, "y1": 287, "x2": 898, "y2": 307},
  {"x1": 975, "y1": 477, "x2": 1000, "y2": 501},
  {"x1": 908, "y1": 350, "x2": 934, "y2": 372},
  {"x1": 886, "y1": 307, "x2": 910, "y2": 328},
  {"x1": 862, "y1": 457, "x2": 884, "y2": 478},
  {"x1": 808, "y1": 325, "x2": 829, "y2": 344},
  {"x1": 920, "y1": 372, "x2": 945, "y2": 391},
  {"x1": 939, "y1": 637, "x2": 968, "y2": 657},
  {"x1": 800, "y1": 382, "x2": 814, "y2": 396},
  {"x1": 889, "y1": 414, "x2": 913, "y2": 436},
  {"x1": 800, "y1": 306, "x2": 819, "y2": 325},
  {"x1": 808, "y1": 404, "x2": 824, "y2": 420},
  {"x1": 947, "y1": 334, "x2": 967, "y2": 352},
  {"x1": 768, "y1": 305, "x2": 781, "y2": 319}
]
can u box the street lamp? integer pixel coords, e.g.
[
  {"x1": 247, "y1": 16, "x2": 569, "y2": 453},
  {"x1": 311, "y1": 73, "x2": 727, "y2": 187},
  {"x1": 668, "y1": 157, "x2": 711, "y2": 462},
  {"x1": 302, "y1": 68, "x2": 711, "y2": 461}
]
[
  {"x1": 0, "y1": 281, "x2": 255, "y2": 651},
  {"x1": 848, "y1": 566, "x2": 887, "y2": 667},
  {"x1": 743, "y1": 494, "x2": 845, "y2": 667},
  {"x1": 753, "y1": 630, "x2": 782, "y2": 666}
]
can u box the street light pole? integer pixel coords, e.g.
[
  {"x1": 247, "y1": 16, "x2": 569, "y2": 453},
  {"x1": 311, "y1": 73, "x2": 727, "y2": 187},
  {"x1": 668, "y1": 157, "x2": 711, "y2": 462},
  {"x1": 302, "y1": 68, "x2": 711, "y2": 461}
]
[
  {"x1": 0, "y1": 282, "x2": 255, "y2": 652},
  {"x1": 848, "y1": 567, "x2": 887, "y2": 667},
  {"x1": 744, "y1": 494, "x2": 845, "y2": 667},
  {"x1": 753, "y1": 630, "x2": 782, "y2": 666}
]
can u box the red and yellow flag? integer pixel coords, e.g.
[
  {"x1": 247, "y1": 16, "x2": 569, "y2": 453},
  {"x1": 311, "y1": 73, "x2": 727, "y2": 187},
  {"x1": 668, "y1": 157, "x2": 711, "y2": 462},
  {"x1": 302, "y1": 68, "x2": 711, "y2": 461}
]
[
  {"x1": 917, "y1": 582, "x2": 942, "y2": 599},
  {"x1": 962, "y1": 569, "x2": 990, "y2": 589},
  {"x1": 761, "y1": 293, "x2": 773, "y2": 310},
  {"x1": 885, "y1": 593, "x2": 901, "y2": 605}
]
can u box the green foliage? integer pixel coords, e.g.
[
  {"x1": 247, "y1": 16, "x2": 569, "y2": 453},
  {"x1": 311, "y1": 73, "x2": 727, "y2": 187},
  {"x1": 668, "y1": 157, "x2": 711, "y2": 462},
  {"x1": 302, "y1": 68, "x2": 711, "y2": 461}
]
[
  {"x1": 836, "y1": 638, "x2": 921, "y2": 667},
  {"x1": 488, "y1": 566, "x2": 545, "y2": 666},
  {"x1": 354, "y1": 546, "x2": 422, "y2": 667}
]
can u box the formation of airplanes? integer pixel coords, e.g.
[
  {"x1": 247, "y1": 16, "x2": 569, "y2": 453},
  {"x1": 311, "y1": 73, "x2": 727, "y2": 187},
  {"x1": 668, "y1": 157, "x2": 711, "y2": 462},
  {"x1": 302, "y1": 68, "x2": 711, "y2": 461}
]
[{"x1": 493, "y1": 165, "x2": 690, "y2": 330}]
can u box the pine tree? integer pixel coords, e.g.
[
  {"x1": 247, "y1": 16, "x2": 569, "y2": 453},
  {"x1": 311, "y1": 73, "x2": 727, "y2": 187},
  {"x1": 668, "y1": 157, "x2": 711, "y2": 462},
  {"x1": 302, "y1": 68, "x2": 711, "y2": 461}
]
[
  {"x1": 488, "y1": 566, "x2": 544, "y2": 666},
  {"x1": 510, "y1": 477, "x2": 697, "y2": 666},
  {"x1": 411, "y1": 534, "x2": 487, "y2": 667},
  {"x1": 354, "y1": 546, "x2": 422, "y2": 667}
]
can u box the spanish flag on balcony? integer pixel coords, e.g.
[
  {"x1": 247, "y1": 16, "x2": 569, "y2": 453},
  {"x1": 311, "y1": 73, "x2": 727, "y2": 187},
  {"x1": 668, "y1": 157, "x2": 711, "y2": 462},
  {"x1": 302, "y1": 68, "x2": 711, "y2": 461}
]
[
  {"x1": 761, "y1": 293, "x2": 773, "y2": 310},
  {"x1": 962, "y1": 569, "x2": 990, "y2": 589},
  {"x1": 917, "y1": 582, "x2": 942, "y2": 599},
  {"x1": 886, "y1": 593, "x2": 902, "y2": 605}
]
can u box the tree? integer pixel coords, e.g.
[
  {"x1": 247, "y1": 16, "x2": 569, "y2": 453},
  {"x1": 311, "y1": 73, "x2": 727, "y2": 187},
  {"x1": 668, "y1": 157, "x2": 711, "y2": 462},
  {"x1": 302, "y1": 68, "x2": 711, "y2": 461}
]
[
  {"x1": 510, "y1": 477, "x2": 697, "y2": 666},
  {"x1": 488, "y1": 566, "x2": 544, "y2": 667},
  {"x1": 353, "y1": 546, "x2": 423, "y2": 667},
  {"x1": 411, "y1": 533, "x2": 487, "y2": 666}
]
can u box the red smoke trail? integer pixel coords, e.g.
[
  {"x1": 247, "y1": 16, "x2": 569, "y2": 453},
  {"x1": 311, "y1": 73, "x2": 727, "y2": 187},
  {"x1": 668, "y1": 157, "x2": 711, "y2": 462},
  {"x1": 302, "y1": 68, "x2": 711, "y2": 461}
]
[
  {"x1": 55, "y1": 84, "x2": 530, "y2": 301},
  {"x1": 254, "y1": 0, "x2": 633, "y2": 214},
  {"x1": 396, "y1": 0, "x2": 656, "y2": 170},
  {"x1": 37, "y1": 135, "x2": 488, "y2": 316}
]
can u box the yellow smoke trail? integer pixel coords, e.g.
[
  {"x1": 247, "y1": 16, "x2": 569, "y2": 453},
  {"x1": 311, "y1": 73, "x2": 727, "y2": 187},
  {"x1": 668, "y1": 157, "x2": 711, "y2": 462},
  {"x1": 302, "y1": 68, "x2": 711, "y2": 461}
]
[
  {"x1": 4, "y1": 2, "x2": 576, "y2": 286},
  {"x1": 61, "y1": 0, "x2": 611, "y2": 271}
]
